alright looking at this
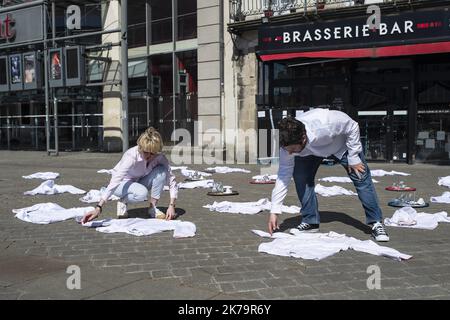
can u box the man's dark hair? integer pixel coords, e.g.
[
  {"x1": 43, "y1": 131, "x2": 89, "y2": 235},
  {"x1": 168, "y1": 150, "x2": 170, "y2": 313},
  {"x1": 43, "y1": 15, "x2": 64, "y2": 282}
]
[{"x1": 278, "y1": 116, "x2": 307, "y2": 147}]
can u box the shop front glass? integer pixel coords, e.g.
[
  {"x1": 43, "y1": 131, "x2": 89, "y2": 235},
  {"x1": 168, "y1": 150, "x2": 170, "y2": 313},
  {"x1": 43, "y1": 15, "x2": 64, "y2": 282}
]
[{"x1": 416, "y1": 58, "x2": 450, "y2": 164}]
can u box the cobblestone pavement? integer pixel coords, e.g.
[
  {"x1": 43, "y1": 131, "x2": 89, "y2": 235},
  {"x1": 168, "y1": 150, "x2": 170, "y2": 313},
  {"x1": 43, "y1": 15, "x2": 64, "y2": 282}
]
[{"x1": 1, "y1": 150, "x2": 450, "y2": 300}]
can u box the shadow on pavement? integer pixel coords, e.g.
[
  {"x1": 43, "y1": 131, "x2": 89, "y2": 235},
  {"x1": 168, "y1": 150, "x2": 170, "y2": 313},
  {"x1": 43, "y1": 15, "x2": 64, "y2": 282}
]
[
  {"x1": 279, "y1": 211, "x2": 371, "y2": 234},
  {"x1": 127, "y1": 207, "x2": 187, "y2": 219}
]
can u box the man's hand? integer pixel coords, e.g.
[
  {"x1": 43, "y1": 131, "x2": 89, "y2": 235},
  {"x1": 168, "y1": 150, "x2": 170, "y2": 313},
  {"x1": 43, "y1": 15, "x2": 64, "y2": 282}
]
[
  {"x1": 165, "y1": 205, "x2": 175, "y2": 220},
  {"x1": 348, "y1": 162, "x2": 365, "y2": 178},
  {"x1": 268, "y1": 213, "x2": 279, "y2": 235},
  {"x1": 81, "y1": 208, "x2": 100, "y2": 224}
]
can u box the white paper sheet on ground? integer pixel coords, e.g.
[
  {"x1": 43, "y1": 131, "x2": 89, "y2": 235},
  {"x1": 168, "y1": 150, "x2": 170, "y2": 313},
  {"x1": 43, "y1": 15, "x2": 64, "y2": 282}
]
[
  {"x1": 252, "y1": 229, "x2": 412, "y2": 261},
  {"x1": 13, "y1": 203, "x2": 93, "y2": 224},
  {"x1": 314, "y1": 184, "x2": 357, "y2": 197},
  {"x1": 178, "y1": 179, "x2": 214, "y2": 189},
  {"x1": 430, "y1": 191, "x2": 450, "y2": 204},
  {"x1": 384, "y1": 207, "x2": 450, "y2": 230},
  {"x1": 180, "y1": 169, "x2": 212, "y2": 177},
  {"x1": 170, "y1": 166, "x2": 188, "y2": 171},
  {"x1": 370, "y1": 170, "x2": 410, "y2": 177},
  {"x1": 203, "y1": 198, "x2": 300, "y2": 215},
  {"x1": 24, "y1": 180, "x2": 86, "y2": 195},
  {"x1": 438, "y1": 176, "x2": 450, "y2": 188},
  {"x1": 318, "y1": 176, "x2": 379, "y2": 183},
  {"x1": 97, "y1": 169, "x2": 113, "y2": 174},
  {"x1": 79, "y1": 187, "x2": 120, "y2": 203},
  {"x1": 252, "y1": 174, "x2": 278, "y2": 180},
  {"x1": 79, "y1": 218, "x2": 196, "y2": 238},
  {"x1": 22, "y1": 172, "x2": 60, "y2": 180},
  {"x1": 205, "y1": 166, "x2": 251, "y2": 174}
]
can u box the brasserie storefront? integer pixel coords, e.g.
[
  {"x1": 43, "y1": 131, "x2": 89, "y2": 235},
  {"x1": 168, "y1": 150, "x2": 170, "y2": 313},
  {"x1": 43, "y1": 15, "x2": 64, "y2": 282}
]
[{"x1": 257, "y1": 7, "x2": 450, "y2": 164}]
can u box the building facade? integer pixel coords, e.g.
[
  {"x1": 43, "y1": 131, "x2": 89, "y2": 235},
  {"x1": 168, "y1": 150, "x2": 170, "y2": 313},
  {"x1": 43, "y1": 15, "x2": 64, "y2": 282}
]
[
  {"x1": 229, "y1": 0, "x2": 450, "y2": 164},
  {"x1": 1, "y1": 0, "x2": 450, "y2": 165}
]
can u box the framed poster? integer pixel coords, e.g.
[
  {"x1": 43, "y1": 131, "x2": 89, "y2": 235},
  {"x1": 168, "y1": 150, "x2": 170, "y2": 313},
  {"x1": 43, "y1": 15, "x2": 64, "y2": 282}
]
[
  {"x1": 9, "y1": 54, "x2": 23, "y2": 91},
  {"x1": 23, "y1": 52, "x2": 42, "y2": 90},
  {"x1": 0, "y1": 56, "x2": 9, "y2": 92},
  {"x1": 49, "y1": 48, "x2": 64, "y2": 87}
]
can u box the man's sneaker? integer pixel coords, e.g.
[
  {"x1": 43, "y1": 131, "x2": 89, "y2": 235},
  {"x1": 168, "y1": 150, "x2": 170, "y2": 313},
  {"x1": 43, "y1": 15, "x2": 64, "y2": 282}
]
[
  {"x1": 117, "y1": 200, "x2": 128, "y2": 218},
  {"x1": 371, "y1": 222, "x2": 390, "y2": 242},
  {"x1": 297, "y1": 222, "x2": 319, "y2": 233},
  {"x1": 149, "y1": 206, "x2": 166, "y2": 219}
]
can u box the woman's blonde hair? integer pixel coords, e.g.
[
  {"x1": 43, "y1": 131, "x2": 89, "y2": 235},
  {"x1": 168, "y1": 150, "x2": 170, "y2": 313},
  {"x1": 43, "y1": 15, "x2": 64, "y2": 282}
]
[{"x1": 137, "y1": 127, "x2": 163, "y2": 154}]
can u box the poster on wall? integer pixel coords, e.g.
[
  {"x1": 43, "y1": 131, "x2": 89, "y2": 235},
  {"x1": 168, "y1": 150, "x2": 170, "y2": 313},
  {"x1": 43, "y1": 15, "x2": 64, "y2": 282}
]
[
  {"x1": 49, "y1": 48, "x2": 64, "y2": 87},
  {"x1": 9, "y1": 54, "x2": 23, "y2": 91},
  {"x1": 51, "y1": 51, "x2": 62, "y2": 80},
  {"x1": 10, "y1": 55, "x2": 21, "y2": 83},
  {"x1": 24, "y1": 53, "x2": 36, "y2": 84}
]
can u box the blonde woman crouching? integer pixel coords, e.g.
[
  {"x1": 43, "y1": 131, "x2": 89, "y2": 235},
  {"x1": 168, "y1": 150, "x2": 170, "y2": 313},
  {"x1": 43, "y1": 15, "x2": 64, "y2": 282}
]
[{"x1": 81, "y1": 127, "x2": 177, "y2": 223}]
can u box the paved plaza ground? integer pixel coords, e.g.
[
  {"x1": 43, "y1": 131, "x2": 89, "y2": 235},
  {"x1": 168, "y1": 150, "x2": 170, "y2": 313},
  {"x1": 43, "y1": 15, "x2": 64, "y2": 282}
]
[{"x1": 1, "y1": 150, "x2": 450, "y2": 300}]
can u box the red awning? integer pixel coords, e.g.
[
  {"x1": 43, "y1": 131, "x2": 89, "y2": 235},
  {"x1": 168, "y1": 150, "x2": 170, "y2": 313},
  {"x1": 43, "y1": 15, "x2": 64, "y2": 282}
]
[{"x1": 259, "y1": 41, "x2": 450, "y2": 61}]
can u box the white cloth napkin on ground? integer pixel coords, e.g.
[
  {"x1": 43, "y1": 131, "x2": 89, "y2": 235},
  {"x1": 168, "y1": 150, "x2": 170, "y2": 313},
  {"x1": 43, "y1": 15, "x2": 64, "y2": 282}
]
[
  {"x1": 318, "y1": 176, "x2": 379, "y2": 183},
  {"x1": 252, "y1": 229, "x2": 412, "y2": 261},
  {"x1": 79, "y1": 218, "x2": 196, "y2": 238},
  {"x1": 438, "y1": 176, "x2": 450, "y2": 188},
  {"x1": 181, "y1": 169, "x2": 212, "y2": 177},
  {"x1": 384, "y1": 207, "x2": 450, "y2": 230},
  {"x1": 22, "y1": 172, "x2": 60, "y2": 180},
  {"x1": 177, "y1": 179, "x2": 214, "y2": 189},
  {"x1": 170, "y1": 166, "x2": 188, "y2": 171},
  {"x1": 13, "y1": 203, "x2": 93, "y2": 224},
  {"x1": 203, "y1": 198, "x2": 300, "y2": 215},
  {"x1": 206, "y1": 166, "x2": 251, "y2": 174},
  {"x1": 79, "y1": 188, "x2": 120, "y2": 203},
  {"x1": 370, "y1": 170, "x2": 410, "y2": 177},
  {"x1": 97, "y1": 169, "x2": 113, "y2": 174},
  {"x1": 24, "y1": 180, "x2": 86, "y2": 195},
  {"x1": 314, "y1": 184, "x2": 357, "y2": 197},
  {"x1": 252, "y1": 174, "x2": 278, "y2": 180},
  {"x1": 430, "y1": 191, "x2": 450, "y2": 204}
]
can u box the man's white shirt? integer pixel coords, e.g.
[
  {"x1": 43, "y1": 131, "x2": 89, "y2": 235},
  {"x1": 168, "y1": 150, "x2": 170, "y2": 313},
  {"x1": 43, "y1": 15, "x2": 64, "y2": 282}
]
[{"x1": 271, "y1": 109, "x2": 363, "y2": 214}]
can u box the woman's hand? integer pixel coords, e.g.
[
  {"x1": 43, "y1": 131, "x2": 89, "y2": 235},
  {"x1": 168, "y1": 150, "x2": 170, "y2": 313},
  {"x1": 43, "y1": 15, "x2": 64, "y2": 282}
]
[
  {"x1": 81, "y1": 207, "x2": 100, "y2": 224},
  {"x1": 165, "y1": 204, "x2": 176, "y2": 220}
]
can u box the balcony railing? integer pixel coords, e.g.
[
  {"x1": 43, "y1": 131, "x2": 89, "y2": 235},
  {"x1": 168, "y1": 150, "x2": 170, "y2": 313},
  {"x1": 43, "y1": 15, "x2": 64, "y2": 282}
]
[{"x1": 230, "y1": 0, "x2": 409, "y2": 22}]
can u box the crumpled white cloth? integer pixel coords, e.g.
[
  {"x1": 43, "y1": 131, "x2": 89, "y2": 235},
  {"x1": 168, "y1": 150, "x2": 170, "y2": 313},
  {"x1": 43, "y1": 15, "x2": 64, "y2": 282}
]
[
  {"x1": 318, "y1": 176, "x2": 379, "y2": 183},
  {"x1": 430, "y1": 191, "x2": 450, "y2": 204},
  {"x1": 252, "y1": 174, "x2": 278, "y2": 180},
  {"x1": 384, "y1": 207, "x2": 450, "y2": 230},
  {"x1": 181, "y1": 169, "x2": 212, "y2": 177},
  {"x1": 22, "y1": 172, "x2": 60, "y2": 180},
  {"x1": 314, "y1": 184, "x2": 357, "y2": 197},
  {"x1": 206, "y1": 166, "x2": 251, "y2": 174},
  {"x1": 170, "y1": 166, "x2": 188, "y2": 171},
  {"x1": 438, "y1": 176, "x2": 450, "y2": 188},
  {"x1": 203, "y1": 198, "x2": 300, "y2": 215},
  {"x1": 13, "y1": 203, "x2": 93, "y2": 224},
  {"x1": 97, "y1": 169, "x2": 113, "y2": 174},
  {"x1": 370, "y1": 170, "x2": 410, "y2": 177},
  {"x1": 79, "y1": 218, "x2": 196, "y2": 238},
  {"x1": 252, "y1": 229, "x2": 412, "y2": 261},
  {"x1": 178, "y1": 179, "x2": 214, "y2": 189},
  {"x1": 79, "y1": 187, "x2": 120, "y2": 203},
  {"x1": 24, "y1": 180, "x2": 86, "y2": 195}
]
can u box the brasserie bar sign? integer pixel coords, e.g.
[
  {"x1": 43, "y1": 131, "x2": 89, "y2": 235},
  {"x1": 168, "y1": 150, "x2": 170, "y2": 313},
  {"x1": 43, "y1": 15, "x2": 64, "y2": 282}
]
[{"x1": 259, "y1": 9, "x2": 450, "y2": 53}]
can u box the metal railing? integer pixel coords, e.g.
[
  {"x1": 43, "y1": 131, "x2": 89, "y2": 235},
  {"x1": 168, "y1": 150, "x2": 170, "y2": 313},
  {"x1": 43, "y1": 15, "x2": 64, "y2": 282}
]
[{"x1": 230, "y1": 0, "x2": 406, "y2": 22}]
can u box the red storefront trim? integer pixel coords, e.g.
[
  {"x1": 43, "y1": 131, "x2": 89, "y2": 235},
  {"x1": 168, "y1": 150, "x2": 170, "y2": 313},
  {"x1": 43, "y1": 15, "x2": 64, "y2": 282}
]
[{"x1": 259, "y1": 41, "x2": 450, "y2": 61}]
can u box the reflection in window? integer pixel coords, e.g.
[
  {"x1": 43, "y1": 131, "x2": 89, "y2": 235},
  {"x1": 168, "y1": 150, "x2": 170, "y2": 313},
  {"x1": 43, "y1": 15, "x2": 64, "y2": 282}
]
[
  {"x1": 178, "y1": 0, "x2": 196, "y2": 41},
  {"x1": 151, "y1": 0, "x2": 172, "y2": 44}
]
